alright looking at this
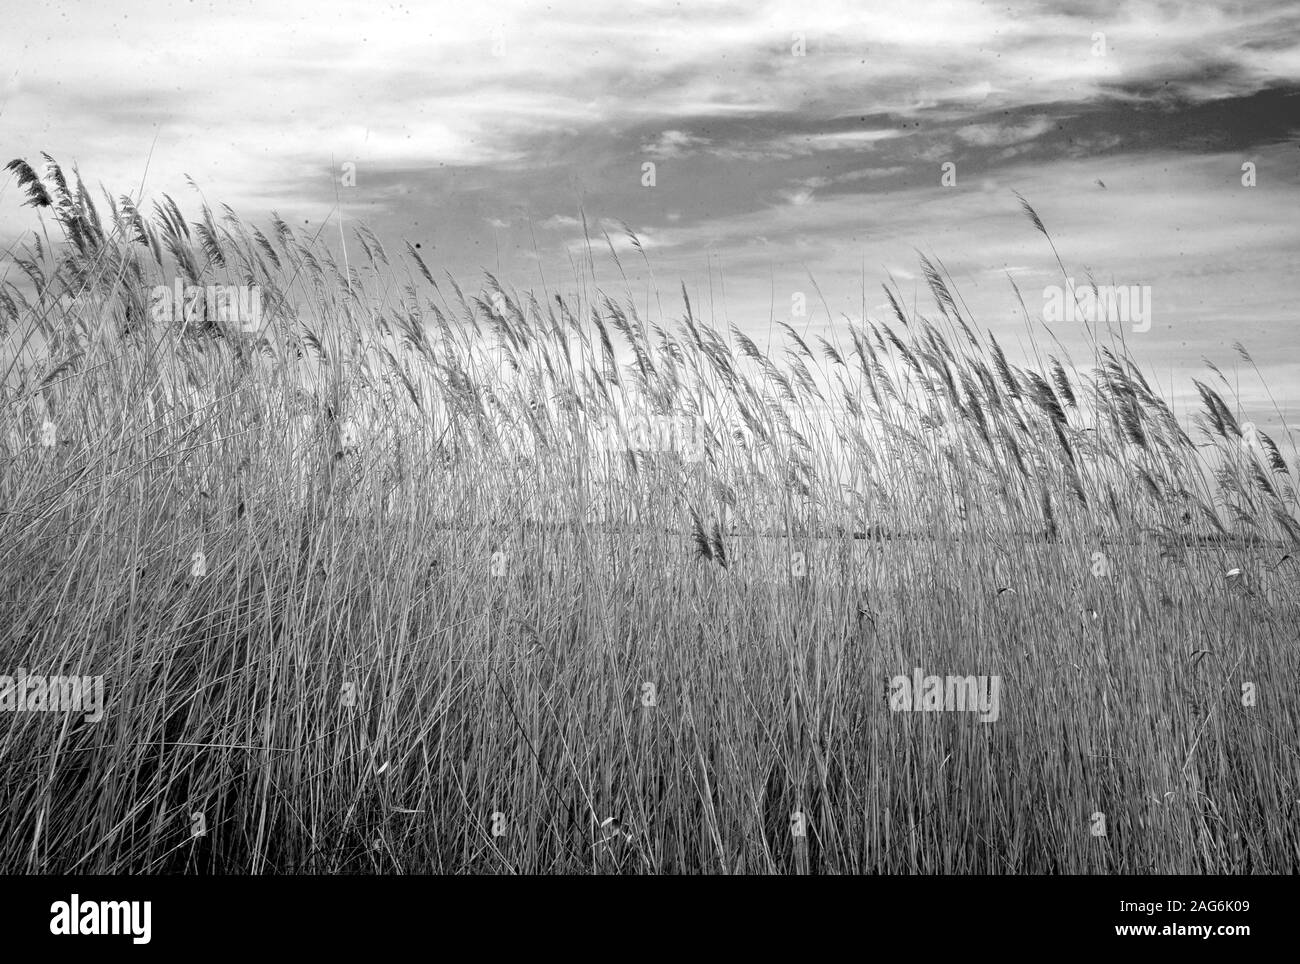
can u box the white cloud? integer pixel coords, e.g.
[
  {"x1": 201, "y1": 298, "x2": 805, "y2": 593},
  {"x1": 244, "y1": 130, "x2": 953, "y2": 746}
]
[
  {"x1": 779, "y1": 187, "x2": 816, "y2": 206},
  {"x1": 565, "y1": 221, "x2": 666, "y2": 255},
  {"x1": 641, "y1": 130, "x2": 711, "y2": 160},
  {"x1": 778, "y1": 130, "x2": 905, "y2": 153},
  {"x1": 955, "y1": 117, "x2": 1055, "y2": 148},
  {"x1": 539, "y1": 214, "x2": 582, "y2": 230}
]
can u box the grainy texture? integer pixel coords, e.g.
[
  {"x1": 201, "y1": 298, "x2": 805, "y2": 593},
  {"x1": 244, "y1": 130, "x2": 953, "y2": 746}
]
[{"x1": 0, "y1": 160, "x2": 1297, "y2": 873}]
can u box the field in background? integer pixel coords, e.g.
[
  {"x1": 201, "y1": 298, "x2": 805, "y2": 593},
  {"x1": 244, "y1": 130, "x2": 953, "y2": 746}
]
[{"x1": 1, "y1": 157, "x2": 1298, "y2": 873}]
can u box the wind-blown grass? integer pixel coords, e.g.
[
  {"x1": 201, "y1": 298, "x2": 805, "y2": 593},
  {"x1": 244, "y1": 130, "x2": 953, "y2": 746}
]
[{"x1": 1, "y1": 156, "x2": 1297, "y2": 873}]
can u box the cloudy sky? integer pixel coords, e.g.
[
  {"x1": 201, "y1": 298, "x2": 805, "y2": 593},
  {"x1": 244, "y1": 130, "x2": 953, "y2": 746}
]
[{"x1": 2, "y1": 0, "x2": 1298, "y2": 430}]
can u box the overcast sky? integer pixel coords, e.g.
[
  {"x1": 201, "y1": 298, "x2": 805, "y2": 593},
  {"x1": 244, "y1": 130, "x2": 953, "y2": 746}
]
[{"x1": 2, "y1": 0, "x2": 1298, "y2": 430}]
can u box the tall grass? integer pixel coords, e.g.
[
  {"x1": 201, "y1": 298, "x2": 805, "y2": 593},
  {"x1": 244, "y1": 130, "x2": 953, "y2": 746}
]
[{"x1": 1, "y1": 155, "x2": 1297, "y2": 873}]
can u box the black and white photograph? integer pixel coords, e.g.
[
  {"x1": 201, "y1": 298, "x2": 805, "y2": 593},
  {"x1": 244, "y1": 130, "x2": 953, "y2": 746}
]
[{"x1": 0, "y1": 0, "x2": 1295, "y2": 939}]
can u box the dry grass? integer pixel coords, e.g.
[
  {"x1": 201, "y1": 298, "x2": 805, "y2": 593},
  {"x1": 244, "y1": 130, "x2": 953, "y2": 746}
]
[{"x1": 1, "y1": 156, "x2": 1297, "y2": 873}]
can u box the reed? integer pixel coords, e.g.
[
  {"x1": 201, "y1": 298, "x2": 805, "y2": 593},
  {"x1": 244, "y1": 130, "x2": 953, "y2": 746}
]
[{"x1": 0, "y1": 156, "x2": 1296, "y2": 873}]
